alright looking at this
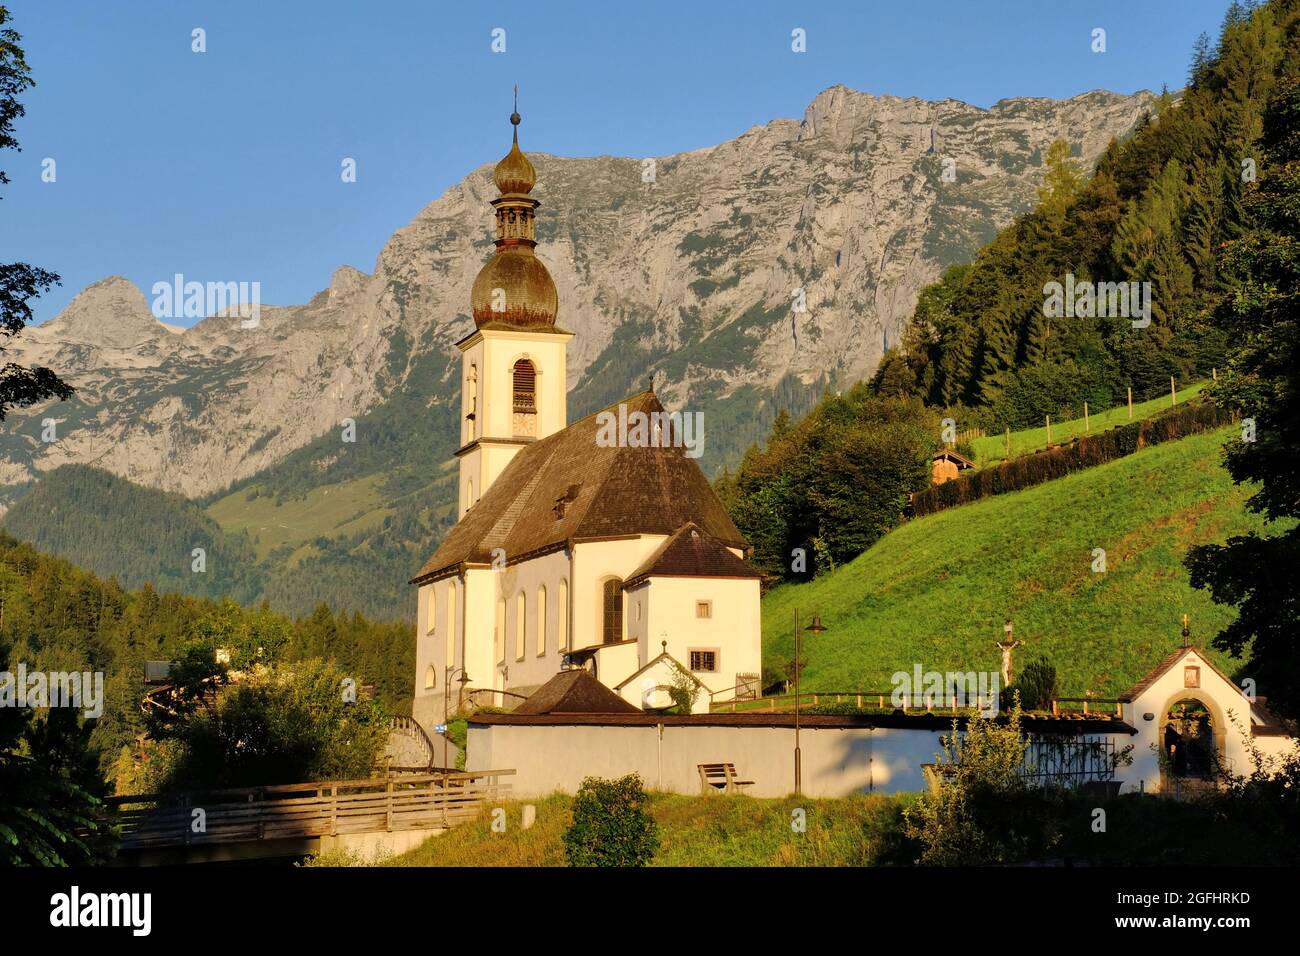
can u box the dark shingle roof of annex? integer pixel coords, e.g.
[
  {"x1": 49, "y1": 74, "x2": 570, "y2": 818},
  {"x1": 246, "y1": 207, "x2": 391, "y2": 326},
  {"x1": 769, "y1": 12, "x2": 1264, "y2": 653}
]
[
  {"x1": 625, "y1": 522, "x2": 762, "y2": 588},
  {"x1": 411, "y1": 390, "x2": 748, "y2": 584},
  {"x1": 512, "y1": 669, "x2": 641, "y2": 715}
]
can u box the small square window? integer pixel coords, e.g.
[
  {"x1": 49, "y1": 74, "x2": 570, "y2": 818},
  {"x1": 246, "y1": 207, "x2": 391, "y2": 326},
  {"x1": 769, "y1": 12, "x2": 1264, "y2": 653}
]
[
  {"x1": 695, "y1": 600, "x2": 712, "y2": 619},
  {"x1": 1184, "y1": 666, "x2": 1200, "y2": 689},
  {"x1": 689, "y1": 649, "x2": 718, "y2": 673}
]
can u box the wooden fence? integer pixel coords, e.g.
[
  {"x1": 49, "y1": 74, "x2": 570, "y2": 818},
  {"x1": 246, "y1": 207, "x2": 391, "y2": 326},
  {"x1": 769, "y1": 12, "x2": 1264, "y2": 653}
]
[
  {"x1": 106, "y1": 770, "x2": 514, "y2": 851},
  {"x1": 712, "y1": 691, "x2": 1123, "y2": 718}
]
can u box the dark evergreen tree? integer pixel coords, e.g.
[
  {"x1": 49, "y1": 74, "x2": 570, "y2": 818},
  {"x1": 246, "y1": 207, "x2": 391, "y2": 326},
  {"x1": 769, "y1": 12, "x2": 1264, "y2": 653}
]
[{"x1": 1186, "y1": 67, "x2": 1300, "y2": 720}]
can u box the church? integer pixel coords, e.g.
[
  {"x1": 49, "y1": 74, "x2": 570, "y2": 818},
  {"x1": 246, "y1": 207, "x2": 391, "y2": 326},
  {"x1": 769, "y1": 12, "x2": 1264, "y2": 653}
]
[{"x1": 411, "y1": 110, "x2": 763, "y2": 732}]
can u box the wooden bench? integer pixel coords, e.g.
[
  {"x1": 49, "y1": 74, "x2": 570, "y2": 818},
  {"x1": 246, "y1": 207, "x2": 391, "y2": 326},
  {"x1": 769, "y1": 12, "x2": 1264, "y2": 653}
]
[{"x1": 697, "y1": 763, "x2": 754, "y2": 794}]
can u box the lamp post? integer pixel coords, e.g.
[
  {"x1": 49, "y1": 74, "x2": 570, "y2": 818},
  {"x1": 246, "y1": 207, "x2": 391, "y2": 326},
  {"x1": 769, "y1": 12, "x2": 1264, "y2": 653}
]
[
  {"x1": 793, "y1": 610, "x2": 827, "y2": 797},
  {"x1": 443, "y1": 665, "x2": 471, "y2": 772}
]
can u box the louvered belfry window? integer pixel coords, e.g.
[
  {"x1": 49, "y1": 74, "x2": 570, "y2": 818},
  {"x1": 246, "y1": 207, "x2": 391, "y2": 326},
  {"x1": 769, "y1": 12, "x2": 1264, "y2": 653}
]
[
  {"x1": 602, "y1": 578, "x2": 623, "y2": 644},
  {"x1": 513, "y1": 359, "x2": 536, "y2": 412}
]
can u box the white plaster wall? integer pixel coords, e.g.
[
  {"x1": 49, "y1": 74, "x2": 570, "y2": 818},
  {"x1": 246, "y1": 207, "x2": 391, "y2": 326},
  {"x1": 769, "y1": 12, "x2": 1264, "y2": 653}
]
[
  {"x1": 570, "y1": 537, "x2": 667, "y2": 652},
  {"x1": 638, "y1": 576, "x2": 762, "y2": 700},
  {"x1": 1118, "y1": 649, "x2": 1289, "y2": 792},
  {"x1": 478, "y1": 329, "x2": 570, "y2": 440},
  {"x1": 458, "y1": 568, "x2": 499, "y2": 717},
  {"x1": 492, "y1": 549, "x2": 573, "y2": 694},
  {"x1": 412, "y1": 575, "x2": 463, "y2": 729},
  {"x1": 589, "y1": 640, "x2": 639, "y2": 688},
  {"x1": 456, "y1": 329, "x2": 570, "y2": 515},
  {"x1": 467, "y1": 722, "x2": 949, "y2": 798},
  {"x1": 616, "y1": 656, "x2": 708, "y2": 713}
]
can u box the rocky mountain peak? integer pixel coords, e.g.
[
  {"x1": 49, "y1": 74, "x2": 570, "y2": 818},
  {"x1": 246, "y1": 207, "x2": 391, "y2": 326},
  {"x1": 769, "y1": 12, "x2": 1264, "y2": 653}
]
[
  {"x1": 40, "y1": 275, "x2": 178, "y2": 346},
  {"x1": 328, "y1": 265, "x2": 369, "y2": 303},
  {"x1": 1, "y1": 83, "x2": 1159, "y2": 500}
]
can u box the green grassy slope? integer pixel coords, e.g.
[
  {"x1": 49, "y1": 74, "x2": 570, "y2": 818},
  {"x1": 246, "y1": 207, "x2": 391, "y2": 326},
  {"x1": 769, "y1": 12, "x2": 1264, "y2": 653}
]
[
  {"x1": 207, "y1": 473, "x2": 394, "y2": 562},
  {"x1": 314, "y1": 790, "x2": 1287, "y2": 867},
  {"x1": 324, "y1": 793, "x2": 908, "y2": 867},
  {"x1": 761, "y1": 426, "x2": 1280, "y2": 699},
  {"x1": 968, "y1": 381, "x2": 1207, "y2": 467}
]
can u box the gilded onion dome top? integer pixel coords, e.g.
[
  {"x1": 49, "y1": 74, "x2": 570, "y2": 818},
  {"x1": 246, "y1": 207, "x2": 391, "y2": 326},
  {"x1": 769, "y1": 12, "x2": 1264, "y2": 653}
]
[
  {"x1": 493, "y1": 112, "x2": 537, "y2": 195},
  {"x1": 471, "y1": 108, "x2": 557, "y2": 330}
]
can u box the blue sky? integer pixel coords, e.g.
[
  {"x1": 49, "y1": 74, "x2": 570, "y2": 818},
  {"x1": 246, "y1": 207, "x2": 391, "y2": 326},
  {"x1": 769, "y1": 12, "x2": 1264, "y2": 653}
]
[{"x1": 2, "y1": 0, "x2": 1234, "y2": 324}]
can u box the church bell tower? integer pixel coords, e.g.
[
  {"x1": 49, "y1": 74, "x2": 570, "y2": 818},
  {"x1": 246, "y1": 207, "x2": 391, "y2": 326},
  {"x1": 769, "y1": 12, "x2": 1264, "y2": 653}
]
[{"x1": 456, "y1": 104, "x2": 572, "y2": 518}]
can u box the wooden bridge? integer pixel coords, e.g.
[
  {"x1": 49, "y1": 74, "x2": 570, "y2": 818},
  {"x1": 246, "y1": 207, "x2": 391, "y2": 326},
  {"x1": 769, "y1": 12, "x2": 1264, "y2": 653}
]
[{"x1": 106, "y1": 770, "x2": 514, "y2": 863}]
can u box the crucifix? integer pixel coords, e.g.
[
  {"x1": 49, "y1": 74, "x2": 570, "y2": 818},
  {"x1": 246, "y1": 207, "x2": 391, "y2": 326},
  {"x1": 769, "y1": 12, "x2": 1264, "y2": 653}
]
[{"x1": 995, "y1": 619, "x2": 1021, "y2": 687}]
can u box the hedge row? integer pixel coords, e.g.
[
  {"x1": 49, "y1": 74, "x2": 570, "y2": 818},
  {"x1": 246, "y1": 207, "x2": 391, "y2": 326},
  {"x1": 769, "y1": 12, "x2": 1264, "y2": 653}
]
[{"x1": 911, "y1": 401, "x2": 1236, "y2": 517}]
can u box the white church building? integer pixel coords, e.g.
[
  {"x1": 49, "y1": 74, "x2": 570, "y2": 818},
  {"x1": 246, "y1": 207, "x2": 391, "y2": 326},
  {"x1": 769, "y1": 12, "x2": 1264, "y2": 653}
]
[{"x1": 411, "y1": 111, "x2": 762, "y2": 733}]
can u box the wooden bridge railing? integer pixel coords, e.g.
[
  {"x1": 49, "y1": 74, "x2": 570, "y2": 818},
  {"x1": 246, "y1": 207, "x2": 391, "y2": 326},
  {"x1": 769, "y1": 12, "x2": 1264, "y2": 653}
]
[{"x1": 105, "y1": 770, "x2": 514, "y2": 851}]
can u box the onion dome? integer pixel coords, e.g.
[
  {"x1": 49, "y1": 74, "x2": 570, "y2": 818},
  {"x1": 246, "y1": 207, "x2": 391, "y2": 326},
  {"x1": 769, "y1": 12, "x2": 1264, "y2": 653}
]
[
  {"x1": 470, "y1": 107, "x2": 557, "y2": 330},
  {"x1": 494, "y1": 113, "x2": 536, "y2": 195}
]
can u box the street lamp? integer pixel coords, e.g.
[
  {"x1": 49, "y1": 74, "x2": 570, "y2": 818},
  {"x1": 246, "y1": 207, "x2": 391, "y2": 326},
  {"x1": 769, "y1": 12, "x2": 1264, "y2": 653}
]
[
  {"x1": 443, "y1": 665, "x2": 471, "y2": 772},
  {"x1": 793, "y1": 610, "x2": 827, "y2": 797}
]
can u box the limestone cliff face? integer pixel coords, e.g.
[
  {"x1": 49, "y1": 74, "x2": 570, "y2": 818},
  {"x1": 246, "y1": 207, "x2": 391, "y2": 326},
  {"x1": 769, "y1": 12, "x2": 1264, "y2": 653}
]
[{"x1": 0, "y1": 86, "x2": 1156, "y2": 499}]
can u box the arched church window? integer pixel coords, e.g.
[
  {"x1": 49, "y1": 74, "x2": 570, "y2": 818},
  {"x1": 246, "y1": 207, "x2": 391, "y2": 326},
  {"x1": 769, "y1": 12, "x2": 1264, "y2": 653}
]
[
  {"x1": 495, "y1": 598, "x2": 506, "y2": 664},
  {"x1": 446, "y1": 583, "x2": 457, "y2": 667},
  {"x1": 513, "y1": 359, "x2": 536, "y2": 411},
  {"x1": 512, "y1": 359, "x2": 538, "y2": 438},
  {"x1": 424, "y1": 665, "x2": 436, "y2": 691},
  {"x1": 602, "y1": 578, "x2": 624, "y2": 644},
  {"x1": 515, "y1": 591, "x2": 527, "y2": 661},
  {"x1": 536, "y1": 585, "x2": 547, "y2": 657},
  {"x1": 557, "y1": 579, "x2": 569, "y2": 652},
  {"x1": 426, "y1": 589, "x2": 436, "y2": 635},
  {"x1": 465, "y1": 364, "x2": 478, "y2": 441}
]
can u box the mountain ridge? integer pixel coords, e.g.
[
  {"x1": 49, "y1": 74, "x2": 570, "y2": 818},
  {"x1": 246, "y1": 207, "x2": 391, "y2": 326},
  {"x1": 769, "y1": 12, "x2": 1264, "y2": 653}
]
[{"x1": 2, "y1": 82, "x2": 1157, "y2": 504}]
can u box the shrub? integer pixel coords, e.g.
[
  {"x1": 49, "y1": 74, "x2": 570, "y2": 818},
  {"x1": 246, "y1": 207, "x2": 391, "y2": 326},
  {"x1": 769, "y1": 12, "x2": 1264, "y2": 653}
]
[
  {"x1": 1007, "y1": 657, "x2": 1059, "y2": 711},
  {"x1": 563, "y1": 774, "x2": 660, "y2": 867},
  {"x1": 146, "y1": 658, "x2": 391, "y2": 791},
  {"x1": 666, "y1": 668, "x2": 700, "y2": 715},
  {"x1": 902, "y1": 701, "x2": 1064, "y2": 864}
]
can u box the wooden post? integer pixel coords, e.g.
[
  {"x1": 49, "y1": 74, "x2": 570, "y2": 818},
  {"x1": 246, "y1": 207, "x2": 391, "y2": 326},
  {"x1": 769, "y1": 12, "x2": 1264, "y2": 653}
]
[
  {"x1": 1046, "y1": 415, "x2": 1052, "y2": 445},
  {"x1": 1004, "y1": 427, "x2": 1011, "y2": 458},
  {"x1": 1171, "y1": 376, "x2": 1177, "y2": 406},
  {"x1": 1083, "y1": 402, "x2": 1089, "y2": 433},
  {"x1": 1127, "y1": 387, "x2": 1133, "y2": 418},
  {"x1": 1212, "y1": 367, "x2": 1218, "y2": 382}
]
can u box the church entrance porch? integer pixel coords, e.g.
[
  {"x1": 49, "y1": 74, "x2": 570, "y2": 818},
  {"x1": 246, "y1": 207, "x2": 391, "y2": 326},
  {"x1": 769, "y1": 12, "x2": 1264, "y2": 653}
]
[{"x1": 1159, "y1": 698, "x2": 1222, "y2": 796}]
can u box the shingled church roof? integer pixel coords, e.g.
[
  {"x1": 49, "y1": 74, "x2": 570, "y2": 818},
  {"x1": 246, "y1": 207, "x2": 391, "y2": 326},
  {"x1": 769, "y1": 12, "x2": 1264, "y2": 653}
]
[
  {"x1": 411, "y1": 390, "x2": 748, "y2": 584},
  {"x1": 512, "y1": 668, "x2": 641, "y2": 715},
  {"x1": 625, "y1": 522, "x2": 762, "y2": 587}
]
